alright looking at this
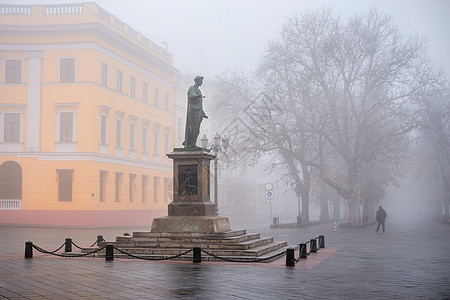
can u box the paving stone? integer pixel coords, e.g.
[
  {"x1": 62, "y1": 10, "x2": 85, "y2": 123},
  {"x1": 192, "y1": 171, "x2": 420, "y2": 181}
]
[{"x1": 1, "y1": 220, "x2": 450, "y2": 299}]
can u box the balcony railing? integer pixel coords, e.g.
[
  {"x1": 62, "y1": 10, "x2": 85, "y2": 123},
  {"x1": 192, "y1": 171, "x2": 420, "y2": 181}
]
[
  {"x1": 43, "y1": 4, "x2": 83, "y2": 15},
  {"x1": 0, "y1": 5, "x2": 32, "y2": 15},
  {"x1": 0, "y1": 199, "x2": 22, "y2": 210},
  {"x1": 0, "y1": 3, "x2": 172, "y2": 63}
]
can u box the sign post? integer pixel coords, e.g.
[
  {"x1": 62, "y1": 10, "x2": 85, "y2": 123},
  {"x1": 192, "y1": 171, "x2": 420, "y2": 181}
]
[{"x1": 265, "y1": 182, "x2": 274, "y2": 224}]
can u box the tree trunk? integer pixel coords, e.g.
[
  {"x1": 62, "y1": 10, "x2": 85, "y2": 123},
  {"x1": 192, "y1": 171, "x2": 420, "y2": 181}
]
[
  {"x1": 301, "y1": 189, "x2": 310, "y2": 224},
  {"x1": 319, "y1": 191, "x2": 329, "y2": 221},
  {"x1": 332, "y1": 197, "x2": 340, "y2": 221},
  {"x1": 347, "y1": 198, "x2": 360, "y2": 226}
]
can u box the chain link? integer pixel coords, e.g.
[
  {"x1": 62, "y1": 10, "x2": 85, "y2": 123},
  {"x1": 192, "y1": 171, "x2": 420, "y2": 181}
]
[
  {"x1": 32, "y1": 244, "x2": 106, "y2": 257},
  {"x1": 200, "y1": 249, "x2": 285, "y2": 263},
  {"x1": 113, "y1": 246, "x2": 193, "y2": 261}
]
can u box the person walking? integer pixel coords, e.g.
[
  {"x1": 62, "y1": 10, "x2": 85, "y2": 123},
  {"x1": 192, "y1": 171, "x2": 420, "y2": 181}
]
[{"x1": 376, "y1": 206, "x2": 387, "y2": 233}]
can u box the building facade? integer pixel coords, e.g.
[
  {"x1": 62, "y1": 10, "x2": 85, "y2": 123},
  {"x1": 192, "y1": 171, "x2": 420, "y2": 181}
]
[{"x1": 0, "y1": 3, "x2": 178, "y2": 226}]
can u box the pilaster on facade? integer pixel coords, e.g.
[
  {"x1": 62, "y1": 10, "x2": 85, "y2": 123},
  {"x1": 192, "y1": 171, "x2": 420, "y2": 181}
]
[{"x1": 25, "y1": 51, "x2": 44, "y2": 153}]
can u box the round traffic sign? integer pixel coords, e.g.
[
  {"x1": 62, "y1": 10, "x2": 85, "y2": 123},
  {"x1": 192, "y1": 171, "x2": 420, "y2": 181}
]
[{"x1": 265, "y1": 182, "x2": 273, "y2": 191}]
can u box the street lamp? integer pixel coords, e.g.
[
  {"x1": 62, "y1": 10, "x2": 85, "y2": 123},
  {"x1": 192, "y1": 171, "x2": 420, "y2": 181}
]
[{"x1": 201, "y1": 133, "x2": 230, "y2": 215}]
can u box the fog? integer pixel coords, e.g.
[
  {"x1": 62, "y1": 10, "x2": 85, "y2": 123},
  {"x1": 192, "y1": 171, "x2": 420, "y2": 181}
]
[
  {"x1": 7, "y1": 0, "x2": 450, "y2": 77},
  {"x1": 2, "y1": 0, "x2": 449, "y2": 228}
]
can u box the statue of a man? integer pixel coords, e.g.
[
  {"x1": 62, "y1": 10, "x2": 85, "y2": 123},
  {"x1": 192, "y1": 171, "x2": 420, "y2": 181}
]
[{"x1": 183, "y1": 76, "x2": 208, "y2": 148}]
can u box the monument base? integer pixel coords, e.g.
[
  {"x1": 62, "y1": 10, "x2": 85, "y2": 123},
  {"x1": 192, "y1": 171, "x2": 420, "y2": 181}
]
[
  {"x1": 168, "y1": 201, "x2": 215, "y2": 216},
  {"x1": 150, "y1": 216, "x2": 231, "y2": 233}
]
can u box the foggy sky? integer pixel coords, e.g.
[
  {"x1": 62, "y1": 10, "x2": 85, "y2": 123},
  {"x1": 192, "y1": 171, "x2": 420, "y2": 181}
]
[{"x1": 4, "y1": 0, "x2": 450, "y2": 79}]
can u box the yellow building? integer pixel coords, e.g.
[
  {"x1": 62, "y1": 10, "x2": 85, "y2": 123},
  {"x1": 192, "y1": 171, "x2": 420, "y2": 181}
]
[{"x1": 0, "y1": 3, "x2": 177, "y2": 226}]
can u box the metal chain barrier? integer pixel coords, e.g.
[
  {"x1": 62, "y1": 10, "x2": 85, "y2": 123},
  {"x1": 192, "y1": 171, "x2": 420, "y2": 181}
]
[
  {"x1": 31, "y1": 243, "x2": 106, "y2": 258},
  {"x1": 112, "y1": 246, "x2": 193, "y2": 261},
  {"x1": 288, "y1": 235, "x2": 325, "y2": 266},
  {"x1": 71, "y1": 241, "x2": 84, "y2": 250},
  {"x1": 200, "y1": 248, "x2": 285, "y2": 263},
  {"x1": 25, "y1": 234, "x2": 325, "y2": 266}
]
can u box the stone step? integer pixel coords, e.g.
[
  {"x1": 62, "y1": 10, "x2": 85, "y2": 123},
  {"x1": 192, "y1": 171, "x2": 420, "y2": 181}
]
[
  {"x1": 111, "y1": 235, "x2": 272, "y2": 250},
  {"x1": 86, "y1": 243, "x2": 298, "y2": 263},
  {"x1": 112, "y1": 232, "x2": 262, "y2": 247},
  {"x1": 131, "y1": 229, "x2": 246, "y2": 239},
  {"x1": 209, "y1": 241, "x2": 287, "y2": 257}
]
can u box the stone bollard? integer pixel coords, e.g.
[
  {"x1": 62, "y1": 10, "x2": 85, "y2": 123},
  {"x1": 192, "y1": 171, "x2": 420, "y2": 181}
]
[
  {"x1": 193, "y1": 246, "x2": 201, "y2": 263},
  {"x1": 96, "y1": 235, "x2": 104, "y2": 246},
  {"x1": 299, "y1": 243, "x2": 307, "y2": 259},
  {"x1": 25, "y1": 241, "x2": 33, "y2": 259},
  {"x1": 286, "y1": 248, "x2": 295, "y2": 266},
  {"x1": 105, "y1": 244, "x2": 114, "y2": 261},
  {"x1": 318, "y1": 235, "x2": 325, "y2": 248},
  {"x1": 65, "y1": 238, "x2": 72, "y2": 253},
  {"x1": 310, "y1": 238, "x2": 318, "y2": 253}
]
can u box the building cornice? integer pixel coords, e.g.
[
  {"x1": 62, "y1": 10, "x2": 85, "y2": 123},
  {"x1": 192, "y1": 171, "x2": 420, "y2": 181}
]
[
  {"x1": 0, "y1": 22, "x2": 179, "y2": 77},
  {"x1": 2, "y1": 152, "x2": 171, "y2": 171}
]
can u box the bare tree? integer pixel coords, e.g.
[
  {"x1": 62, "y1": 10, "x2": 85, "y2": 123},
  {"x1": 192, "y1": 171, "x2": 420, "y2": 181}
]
[
  {"x1": 266, "y1": 9, "x2": 443, "y2": 225},
  {"x1": 416, "y1": 87, "x2": 450, "y2": 219},
  {"x1": 213, "y1": 8, "x2": 444, "y2": 226}
]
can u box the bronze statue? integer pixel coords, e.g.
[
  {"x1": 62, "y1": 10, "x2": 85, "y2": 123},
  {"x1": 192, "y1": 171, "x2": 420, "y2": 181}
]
[{"x1": 183, "y1": 76, "x2": 208, "y2": 148}]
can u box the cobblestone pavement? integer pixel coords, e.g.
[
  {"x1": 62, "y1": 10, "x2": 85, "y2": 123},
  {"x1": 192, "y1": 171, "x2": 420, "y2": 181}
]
[{"x1": 0, "y1": 219, "x2": 449, "y2": 299}]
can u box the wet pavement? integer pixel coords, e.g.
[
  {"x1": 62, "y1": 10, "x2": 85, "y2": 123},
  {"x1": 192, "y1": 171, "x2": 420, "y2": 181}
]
[{"x1": 1, "y1": 219, "x2": 449, "y2": 299}]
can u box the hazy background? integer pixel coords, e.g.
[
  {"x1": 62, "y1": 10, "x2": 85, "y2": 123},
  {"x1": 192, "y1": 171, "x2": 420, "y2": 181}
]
[
  {"x1": 4, "y1": 0, "x2": 450, "y2": 78},
  {"x1": 2, "y1": 0, "x2": 449, "y2": 225}
]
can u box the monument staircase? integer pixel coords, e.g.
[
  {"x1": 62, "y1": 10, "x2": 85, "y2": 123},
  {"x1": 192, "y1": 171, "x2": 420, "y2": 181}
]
[
  {"x1": 84, "y1": 149, "x2": 296, "y2": 263},
  {"x1": 92, "y1": 229, "x2": 294, "y2": 263}
]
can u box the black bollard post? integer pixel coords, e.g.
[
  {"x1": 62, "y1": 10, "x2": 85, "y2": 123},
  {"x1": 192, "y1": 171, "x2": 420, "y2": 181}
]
[
  {"x1": 318, "y1": 235, "x2": 325, "y2": 248},
  {"x1": 193, "y1": 246, "x2": 201, "y2": 263},
  {"x1": 105, "y1": 243, "x2": 114, "y2": 261},
  {"x1": 25, "y1": 241, "x2": 33, "y2": 259},
  {"x1": 310, "y1": 238, "x2": 318, "y2": 253},
  {"x1": 299, "y1": 243, "x2": 307, "y2": 259},
  {"x1": 65, "y1": 238, "x2": 72, "y2": 253},
  {"x1": 96, "y1": 235, "x2": 104, "y2": 246},
  {"x1": 286, "y1": 248, "x2": 295, "y2": 266}
]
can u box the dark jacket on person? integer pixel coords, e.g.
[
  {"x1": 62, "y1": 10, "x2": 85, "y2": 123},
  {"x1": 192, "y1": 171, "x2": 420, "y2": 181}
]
[{"x1": 376, "y1": 207, "x2": 387, "y2": 222}]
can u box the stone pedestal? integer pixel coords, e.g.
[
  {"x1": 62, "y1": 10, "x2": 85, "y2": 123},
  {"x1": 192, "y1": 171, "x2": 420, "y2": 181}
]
[
  {"x1": 151, "y1": 216, "x2": 231, "y2": 233},
  {"x1": 150, "y1": 149, "x2": 231, "y2": 233}
]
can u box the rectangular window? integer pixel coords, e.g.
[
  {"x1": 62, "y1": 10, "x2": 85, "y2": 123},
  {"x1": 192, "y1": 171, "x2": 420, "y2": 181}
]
[
  {"x1": 130, "y1": 76, "x2": 136, "y2": 98},
  {"x1": 142, "y1": 175, "x2": 149, "y2": 202},
  {"x1": 154, "y1": 87, "x2": 159, "y2": 107},
  {"x1": 177, "y1": 119, "x2": 182, "y2": 138},
  {"x1": 164, "y1": 92, "x2": 169, "y2": 111},
  {"x1": 99, "y1": 170, "x2": 108, "y2": 202},
  {"x1": 129, "y1": 174, "x2": 136, "y2": 202},
  {"x1": 116, "y1": 70, "x2": 123, "y2": 92},
  {"x1": 60, "y1": 112, "x2": 73, "y2": 142},
  {"x1": 164, "y1": 132, "x2": 169, "y2": 154},
  {"x1": 57, "y1": 169, "x2": 73, "y2": 202},
  {"x1": 60, "y1": 58, "x2": 75, "y2": 83},
  {"x1": 153, "y1": 129, "x2": 159, "y2": 155},
  {"x1": 164, "y1": 177, "x2": 170, "y2": 203},
  {"x1": 129, "y1": 123, "x2": 135, "y2": 150},
  {"x1": 4, "y1": 113, "x2": 20, "y2": 142},
  {"x1": 115, "y1": 172, "x2": 123, "y2": 202},
  {"x1": 5, "y1": 60, "x2": 22, "y2": 83},
  {"x1": 100, "y1": 115, "x2": 107, "y2": 145},
  {"x1": 153, "y1": 176, "x2": 160, "y2": 202},
  {"x1": 142, "y1": 126, "x2": 148, "y2": 153},
  {"x1": 143, "y1": 82, "x2": 148, "y2": 103},
  {"x1": 101, "y1": 63, "x2": 108, "y2": 86},
  {"x1": 115, "y1": 119, "x2": 122, "y2": 147}
]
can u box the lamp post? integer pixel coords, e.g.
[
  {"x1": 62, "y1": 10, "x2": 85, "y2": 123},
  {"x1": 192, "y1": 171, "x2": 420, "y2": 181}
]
[{"x1": 201, "y1": 133, "x2": 230, "y2": 215}]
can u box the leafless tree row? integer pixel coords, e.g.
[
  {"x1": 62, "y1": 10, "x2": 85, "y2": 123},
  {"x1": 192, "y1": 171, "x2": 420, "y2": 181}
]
[{"x1": 212, "y1": 8, "x2": 448, "y2": 225}]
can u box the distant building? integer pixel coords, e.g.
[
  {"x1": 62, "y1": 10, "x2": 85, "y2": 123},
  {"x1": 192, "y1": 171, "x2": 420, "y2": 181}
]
[{"x1": 0, "y1": 3, "x2": 179, "y2": 226}]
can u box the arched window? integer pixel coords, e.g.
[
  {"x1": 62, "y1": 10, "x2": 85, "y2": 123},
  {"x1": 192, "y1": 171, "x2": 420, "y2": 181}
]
[{"x1": 0, "y1": 161, "x2": 22, "y2": 199}]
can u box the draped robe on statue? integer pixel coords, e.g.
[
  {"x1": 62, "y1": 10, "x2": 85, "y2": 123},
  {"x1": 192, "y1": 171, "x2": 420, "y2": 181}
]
[{"x1": 184, "y1": 84, "x2": 206, "y2": 148}]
